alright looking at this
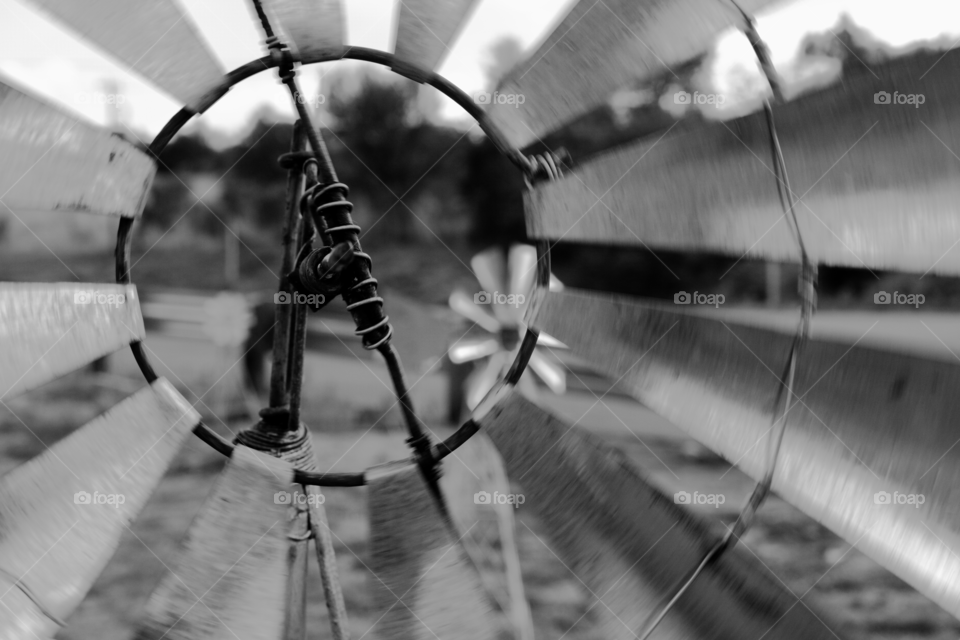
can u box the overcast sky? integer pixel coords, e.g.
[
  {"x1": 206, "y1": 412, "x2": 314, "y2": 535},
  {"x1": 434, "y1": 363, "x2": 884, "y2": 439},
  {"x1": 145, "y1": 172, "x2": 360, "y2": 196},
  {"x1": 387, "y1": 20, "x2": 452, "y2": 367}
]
[{"x1": 0, "y1": 0, "x2": 958, "y2": 143}]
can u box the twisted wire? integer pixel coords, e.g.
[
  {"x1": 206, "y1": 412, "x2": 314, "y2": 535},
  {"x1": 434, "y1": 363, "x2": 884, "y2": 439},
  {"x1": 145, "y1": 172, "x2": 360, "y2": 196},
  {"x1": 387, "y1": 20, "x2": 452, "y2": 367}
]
[{"x1": 636, "y1": 8, "x2": 817, "y2": 637}]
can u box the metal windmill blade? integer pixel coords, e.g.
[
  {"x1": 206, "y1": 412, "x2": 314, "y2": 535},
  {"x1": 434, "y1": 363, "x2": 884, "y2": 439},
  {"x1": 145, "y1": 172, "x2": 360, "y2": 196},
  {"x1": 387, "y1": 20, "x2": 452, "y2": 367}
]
[
  {"x1": 478, "y1": 388, "x2": 842, "y2": 639},
  {"x1": 135, "y1": 446, "x2": 293, "y2": 640},
  {"x1": 259, "y1": 0, "x2": 346, "y2": 61},
  {"x1": 23, "y1": 0, "x2": 223, "y2": 109},
  {"x1": 0, "y1": 380, "x2": 198, "y2": 638},
  {"x1": 448, "y1": 244, "x2": 565, "y2": 409},
  {"x1": 391, "y1": 0, "x2": 478, "y2": 77},
  {"x1": 367, "y1": 460, "x2": 496, "y2": 640},
  {"x1": 523, "y1": 33, "x2": 960, "y2": 276},
  {"x1": 529, "y1": 288, "x2": 960, "y2": 620}
]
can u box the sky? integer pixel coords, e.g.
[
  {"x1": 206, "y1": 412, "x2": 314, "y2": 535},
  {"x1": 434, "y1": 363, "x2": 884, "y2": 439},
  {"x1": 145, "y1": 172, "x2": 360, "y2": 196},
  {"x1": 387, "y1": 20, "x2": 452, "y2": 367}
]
[{"x1": 0, "y1": 0, "x2": 958, "y2": 144}]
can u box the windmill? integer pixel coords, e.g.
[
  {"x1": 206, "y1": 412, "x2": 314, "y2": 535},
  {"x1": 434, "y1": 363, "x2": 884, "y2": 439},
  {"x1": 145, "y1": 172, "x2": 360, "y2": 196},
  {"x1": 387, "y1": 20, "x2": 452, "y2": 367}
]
[{"x1": 0, "y1": 0, "x2": 958, "y2": 638}]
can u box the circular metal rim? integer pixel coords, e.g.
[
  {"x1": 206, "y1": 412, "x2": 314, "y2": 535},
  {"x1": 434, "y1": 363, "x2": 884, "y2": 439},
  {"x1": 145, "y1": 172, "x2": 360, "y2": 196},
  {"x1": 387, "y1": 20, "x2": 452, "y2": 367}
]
[{"x1": 119, "y1": 47, "x2": 547, "y2": 486}]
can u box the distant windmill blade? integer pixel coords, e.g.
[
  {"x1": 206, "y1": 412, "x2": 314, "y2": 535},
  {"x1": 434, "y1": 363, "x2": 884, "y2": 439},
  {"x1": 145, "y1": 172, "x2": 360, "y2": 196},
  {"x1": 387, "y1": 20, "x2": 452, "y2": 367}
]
[
  {"x1": 479, "y1": 389, "x2": 838, "y2": 639},
  {"x1": 24, "y1": 0, "x2": 223, "y2": 108},
  {"x1": 448, "y1": 290, "x2": 500, "y2": 334},
  {"x1": 0, "y1": 81, "x2": 156, "y2": 218},
  {"x1": 260, "y1": 0, "x2": 346, "y2": 61},
  {"x1": 0, "y1": 379, "x2": 198, "y2": 638},
  {"x1": 392, "y1": 0, "x2": 478, "y2": 76},
  {"x1": 0, "y1": 283, "x2": 144, "y2": 401},
  {"x1": 135, "y1": 446, "x2": 293, "y2": 640},
  {"x1": 367, "y1": 460, "x2": 495, "y2": 640},
  {"x1": 527, "y1": 47, "x2": 960, "y2": 276},
  {"x1": 531, "y1": 288, "x2": 960, "y2": 619},
  {"x1": 485, "y1": 0, "x2": 778, "y2": 147}
]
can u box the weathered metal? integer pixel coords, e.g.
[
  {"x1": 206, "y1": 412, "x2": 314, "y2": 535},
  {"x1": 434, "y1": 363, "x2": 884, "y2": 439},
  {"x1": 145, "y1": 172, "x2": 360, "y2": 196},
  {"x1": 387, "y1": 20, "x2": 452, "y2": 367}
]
[
  {"x1": 479, "y1": 389, "x2": 842, "y2": 639},
  {"x1": 0, "y1": 283, "x2": 143, "y2": 400},
  {"x1": 260, "y1": 0, "x2": 345, "y2": 60},
  {"x1": 485, "y1": 0, "x2": 778, "y2": 148},
  {"x1": 367, "y1": 460, "x2": 495, "y2": 640},
  {"x1": 26, "y1": 0, "x2": 223, "y2": 108},
  {"x1": 0, "y1": 380, "x2": 197, "y2": 639},
  {"x1": 526, "y1": 48, "x2": 960, "y2": 275},
  {"x1": 392, "y1": 0, "x2": 478, "y2": 76},
  {"x1": 0, "y1": 81, "x2": 156, "y2": 218},
  {"x1": 135, "y1": 446, "x2": 292, "y2": 640},
  {"x1": 532, "y1": 288, "x2": 960, "y2": 619}
]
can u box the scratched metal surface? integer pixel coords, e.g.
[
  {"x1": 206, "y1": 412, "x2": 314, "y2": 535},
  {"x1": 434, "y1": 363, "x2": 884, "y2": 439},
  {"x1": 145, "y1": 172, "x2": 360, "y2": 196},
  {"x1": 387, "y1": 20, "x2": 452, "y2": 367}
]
[
  {"x1": 261, "y1": 0, "x2": 345, "y2": 60},
  {"x1": 0, "y1": 81, "x2": 156, "y2": 219},
  {"x1": 526, "y1": 48, "x2": 960, "y2": 276},
  {"x1": 135, "y1": 446, "x2": 292, "y2": 640},
  {"x1": 480, "y1": 389, "x2": 840, "y2": 640},
  {"x1": 392, "y1": 0, "x2": 478, "y2": 72},
  {"x1": 0, "y1": 379, "x2": 198, "y2": 639},
  {"x1": 367, "y1": 460, "x2": 495, "y2": 640},
  {"x1": 0, "y1": 283, "x2": 144, "y2": 401},
  {"x1": 532, "y1": 288, "x2": 960, "y2": 619},
  {"x1": 25, "y1": 0, "x2": 223, "y2": 107},
  {"x1": 485, "y1": 0, "x2": 777, "y2": 148}
]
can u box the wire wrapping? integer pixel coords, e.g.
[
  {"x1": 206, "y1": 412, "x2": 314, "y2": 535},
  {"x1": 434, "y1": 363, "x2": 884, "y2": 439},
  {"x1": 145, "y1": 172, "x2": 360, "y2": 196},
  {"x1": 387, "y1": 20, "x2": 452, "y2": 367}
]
[{"x1": 636, "y1": 8, "x2": 817, "y2": 638}]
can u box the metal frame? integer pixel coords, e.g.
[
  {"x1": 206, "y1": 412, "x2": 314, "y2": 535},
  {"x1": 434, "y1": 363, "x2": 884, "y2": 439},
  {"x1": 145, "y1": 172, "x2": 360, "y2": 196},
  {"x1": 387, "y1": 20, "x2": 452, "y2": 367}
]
[{"x1": 117, "y1": 48, "x2": 549, "y2": 486}]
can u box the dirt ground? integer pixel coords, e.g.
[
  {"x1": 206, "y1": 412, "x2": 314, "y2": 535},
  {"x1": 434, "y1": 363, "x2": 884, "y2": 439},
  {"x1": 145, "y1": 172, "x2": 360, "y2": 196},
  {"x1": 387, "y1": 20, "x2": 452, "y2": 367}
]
[{"x1": 1, "y1": 368, "x2": 958, "y2": 640}]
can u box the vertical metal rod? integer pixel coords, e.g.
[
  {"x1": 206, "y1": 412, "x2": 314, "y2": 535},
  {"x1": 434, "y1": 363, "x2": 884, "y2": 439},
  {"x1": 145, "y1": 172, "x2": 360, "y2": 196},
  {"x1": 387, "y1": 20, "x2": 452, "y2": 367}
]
[
  {"x1": 307, "y1": 488, "x2": 350, "y2": 640},
  {"x1": 287, "y1": 304, "x2": 308, "y2": 428},
  {"x1": 269, "y1": 121, "x2": 307, "y2": 409},
  {"x1": 284, "y1": 494, "x2": 311, "y2": 640}
]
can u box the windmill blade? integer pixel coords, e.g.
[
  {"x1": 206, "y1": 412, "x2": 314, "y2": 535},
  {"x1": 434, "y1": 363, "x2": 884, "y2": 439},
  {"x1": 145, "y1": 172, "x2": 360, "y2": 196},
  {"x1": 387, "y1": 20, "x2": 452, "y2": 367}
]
[
  {"x1": 471, "y1": 248, "x2": 512, "y2": 324},
  {"x1": 467, "y1": 350, "x2": 508, "y2": 410},
  {"x1": 449, "y1": 290, "x2": 501, "y2": 334},
  {"x1": 478, "y1": 389, "x2": 839, "y2": 639},
  {"x1": 0, "y1": 379, "x2": 198, "y2": 638},
  {"x1": 392, "y1": 0, "x2": 478, "y2": 75},
  {"x1": 527, "y1": 350, "x2": 565, "y2": 394},
  {"x1": 449, "y1": 337, "x2": 500, "y2": 364},
  {"x1": 135, "y1": 446, "x2": 293, "y2": 640},
  {"x1": 0, "y1": 81, "x2": 156, "y2": 218},
  {"x1": 25, "y1": 0, "x2": 223, "y2": 108},
  {"x1": 526, "y1": 47, "x2": 960, "y2": 275},
  {"x1": 367, "y1": 460, "x2": 496, "y2": 640},
  {"x1": 260, "y1": 0, "x2": 345, "y2": 61},
  {"x1": 0, "y1": 283, "x2": 144, "y2": 401},
  {"x1": 531, "y1": 288, "x2": 960, "y2": 619},
  {"x1": 485, "y1": 0, "x2": 778, "y2": 147}
]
